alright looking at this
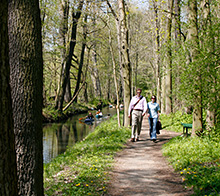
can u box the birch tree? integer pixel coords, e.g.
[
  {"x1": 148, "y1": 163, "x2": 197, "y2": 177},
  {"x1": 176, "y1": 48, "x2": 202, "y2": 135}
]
[{"x1": 118, "y1": 0, "x2": 131, "y2": 127}]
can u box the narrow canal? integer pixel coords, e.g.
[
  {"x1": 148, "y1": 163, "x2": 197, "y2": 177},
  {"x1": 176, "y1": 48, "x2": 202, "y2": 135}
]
[{"x1": 43, "y1": 107, "x2": 117, "y2": 163}]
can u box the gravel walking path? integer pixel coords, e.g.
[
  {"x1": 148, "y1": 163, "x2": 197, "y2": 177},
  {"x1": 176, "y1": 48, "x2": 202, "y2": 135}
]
[{"x1": 107, "y1": 117, "x2": 194, "y2": 196}]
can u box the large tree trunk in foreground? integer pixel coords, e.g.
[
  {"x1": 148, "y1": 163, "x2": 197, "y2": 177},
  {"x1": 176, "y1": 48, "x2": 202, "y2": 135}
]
[
  {"x1": 0, "y1": 1, "x2": 18, "y2": 195},
  {"x1": 118, "y1": 0, "x2": 131, "y2": 127},
  {"x1": 8, "y1": 0, "x2": 44, "y2": 195}
]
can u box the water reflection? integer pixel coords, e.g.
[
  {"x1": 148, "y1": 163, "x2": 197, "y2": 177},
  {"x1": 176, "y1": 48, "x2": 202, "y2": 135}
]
[{"x1": 43, "y1": 107, "x2": 116, "y2": 163}]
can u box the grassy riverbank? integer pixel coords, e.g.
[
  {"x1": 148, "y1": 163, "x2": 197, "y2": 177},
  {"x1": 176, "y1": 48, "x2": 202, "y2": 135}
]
[
  {"x1": 44, "y1": 115, "x2": 130, "y2": 195},
  {"x1": 160, "y1": 112, "x2": 220, "y2": 195}
]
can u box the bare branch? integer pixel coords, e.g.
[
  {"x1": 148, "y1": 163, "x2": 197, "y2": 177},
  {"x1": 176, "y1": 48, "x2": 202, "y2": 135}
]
[{"x1": 106, "y1": 0, "x2": 118, "y2": 21}]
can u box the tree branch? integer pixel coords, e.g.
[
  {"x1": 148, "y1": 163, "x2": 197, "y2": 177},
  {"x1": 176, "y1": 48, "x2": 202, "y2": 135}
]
[
  {"x1": 106, "y1": 0, "x2": 119, "y2": 21},
  {"x1": 62, "y1": 81, "x2": 86, "y2": 111}
]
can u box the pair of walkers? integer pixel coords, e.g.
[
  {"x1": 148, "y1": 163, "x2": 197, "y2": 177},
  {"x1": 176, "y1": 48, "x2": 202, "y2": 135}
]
[{"x1": 128, "y1": 88, "x2": 160, "y2": 142}]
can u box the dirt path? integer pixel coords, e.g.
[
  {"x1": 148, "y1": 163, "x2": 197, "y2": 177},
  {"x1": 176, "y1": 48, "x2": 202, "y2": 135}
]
[{"x1": 107, "y1": 117, "x2": 194, "y2": 196}]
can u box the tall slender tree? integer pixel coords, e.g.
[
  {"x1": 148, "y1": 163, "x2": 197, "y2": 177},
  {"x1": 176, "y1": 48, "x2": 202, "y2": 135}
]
[
  {"x1": 8, "y1": 0, "x2": 44, "y2": 194},
  {"x1": 0, "y1": 1, "x2": 18, "y2": 195},
  {"x1": 165, "y1": 0, "x2": 174, "y2": 114},
  {"x1": 55, "y1": 0, "x2": 84, "y2": 111},
  {"x1": 186, "y1": 0, "x2": 202, "y2": 134},
  {"x1": 153, "y1": 0, "x2": 161, "y2": 106},
  {"x1": 72, "y1": 13, "x2": 88, "y2": 103},
  {"x1": 118, "y1": 0, "x2": 131, "y2": 127},
  {"x1": 59, "y1": 0, "x2": 71, "y2": 103},
  {"x1": 108, "y1": 14, "x2": 121, "y2": 127}
]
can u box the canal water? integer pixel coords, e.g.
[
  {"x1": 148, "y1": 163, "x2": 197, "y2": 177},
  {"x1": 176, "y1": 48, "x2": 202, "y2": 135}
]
[{"x1": 43, "y1": 107, "x2": 117, "y2": 163}]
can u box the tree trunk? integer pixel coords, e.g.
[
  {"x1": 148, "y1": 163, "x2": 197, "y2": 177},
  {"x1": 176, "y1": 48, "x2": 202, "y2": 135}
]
[
  {"x1": 91, "y1": 50, "x2": 102, "y2": 98},
  {"x1": 200, "y1": 0, "x2": 216, "y2": 129},
  {"x1": 153, "y1": 1, "x2": 161, "y2": 106},
  {"x1": 64, "y1": 77, "x2": 71, "y2": 102},
  {"x1": 91, "y1": 14, "x2": 102, "y2": 99},
  {"x1": 8, "y1": 0, "x2": 44, "y2": 195},
  {"x1": 55, "y1": 0, "x2": 84, "y2": 111},
  {"x1": 118, "y1": 0, "x2": 131, "y2": 127},
  {"x1": 106, "y1": 0, "x2": 124, "y2": 105},
  {"x1": 59, "y1": 0, "x2": 71, "y2": 103},
  {"x1": 83, "y1": 47, "x2": 91, "y2": 103},
  {"x1": 173, "y1": 0, "x2": 182, "y2": 112},
  {"x1": 174, "y1": 0, "x2": 181, "y2": 42},
  {"x1": 186, "y1": 0, "x2": 202, "y2": 134},
  {"x1": 84, "y1": 83, "x2": 88, "y2": 103},
  {"x1": 73, "y1": 14, "x2": 87, "y2": 103},
  {"x1": 161, "y1": 74, "x2": 166, "y2": 114},
  {"x1": 0, "y1": 1, "x2": 18, "y2": 195},
  {"x1": 109, "y1": 17, "x2": 121, "y2": 127},
  {"x1": 165, "y1": 0, "x2": 174, "y2": 114}
]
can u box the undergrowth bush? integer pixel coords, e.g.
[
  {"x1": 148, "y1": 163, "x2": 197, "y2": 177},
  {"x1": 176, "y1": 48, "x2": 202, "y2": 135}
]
[{"x1": 160, "y1": 110, "x2": 192, "y2": 132}]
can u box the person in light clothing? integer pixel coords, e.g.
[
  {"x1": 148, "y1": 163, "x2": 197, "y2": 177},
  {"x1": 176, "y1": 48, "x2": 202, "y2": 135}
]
[
  {"x1": 147, "y1": 95, "x2": 160, "y2": 142},
  {"x1": 128, "y1": 88, "x2": 147, "y2": 142}
]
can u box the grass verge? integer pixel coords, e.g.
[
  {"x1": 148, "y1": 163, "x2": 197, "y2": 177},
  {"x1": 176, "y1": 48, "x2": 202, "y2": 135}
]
[
  {"x1": 44, "y1": 115, "x2": 130, "y2": 196},
  {"x1": 161, "y1": 112, "x2": 220, "y2": 196}
]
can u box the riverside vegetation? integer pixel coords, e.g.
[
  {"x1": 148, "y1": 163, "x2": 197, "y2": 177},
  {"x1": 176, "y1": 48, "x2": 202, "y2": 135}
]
[
  {"x1": 160, "y1": 111, "x2": 220, "y2": 196},
  {"x1": 44, "y1": 111, "x2": 220, "y2": 196},
  {"x1": 44, "y1": 114, "x2": 130, "y2": 195},
  {"x1": 42, "y1": 98, "x2": 109, "y2": 123}
]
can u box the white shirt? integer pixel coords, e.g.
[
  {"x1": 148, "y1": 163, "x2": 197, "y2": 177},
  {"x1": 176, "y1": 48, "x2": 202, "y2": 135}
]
[{"x1": 128, "y1": 95, "x2": 147, "y2": 115}]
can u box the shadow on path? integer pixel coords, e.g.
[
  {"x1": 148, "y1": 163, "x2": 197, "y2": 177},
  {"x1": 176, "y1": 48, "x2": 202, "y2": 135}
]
[{"x1": 107, "y1": 117, "x2": 193, "y2": 196}]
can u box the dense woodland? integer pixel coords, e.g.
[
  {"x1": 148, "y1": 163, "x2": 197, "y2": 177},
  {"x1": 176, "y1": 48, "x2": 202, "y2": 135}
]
[{"x1": 0, "y1": 0, "x2": 220, "y2": 195}]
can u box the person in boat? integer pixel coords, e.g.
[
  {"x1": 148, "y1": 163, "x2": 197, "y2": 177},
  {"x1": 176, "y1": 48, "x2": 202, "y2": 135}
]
[
  {"x1": 97, "y1": 101, "x2": 103, "y2": 110},
  {"x1": 96, "y1": 109, "x2": 103, "y2": 117},
  {"x1": 109, "y1": 102, "x2": 113, "y2": 108},
  {"x1": 86, "y1": 112, "x2": 94, "y2": 120}
]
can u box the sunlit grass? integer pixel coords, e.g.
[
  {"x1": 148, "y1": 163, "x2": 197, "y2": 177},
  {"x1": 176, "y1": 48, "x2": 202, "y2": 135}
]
[
  {"x1": 161, "y1": 112, "x2": 220, "y2": 195},
  {"x1": 44, "y1": 114, "x2": 130, "y2": 196}
]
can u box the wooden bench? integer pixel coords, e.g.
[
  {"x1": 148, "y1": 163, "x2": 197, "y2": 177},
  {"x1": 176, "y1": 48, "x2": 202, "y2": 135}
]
[{"x1": 181, "y1": 123, "x2": 192, "y2": 135}]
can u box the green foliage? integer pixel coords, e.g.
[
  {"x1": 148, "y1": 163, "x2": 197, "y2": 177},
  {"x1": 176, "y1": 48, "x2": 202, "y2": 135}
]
[
  {"x1": 160, "y1": 111, "x2": 192, "y2": 132},
  {"x1": 89, "y1": 98, "x2": 109, "y2": 108},
  {"x1": 161, "y1": 111, "x2": 220, "y2": 195},
  {"x1": 42, "y1": 103, "x2": 89, "y2": 122},
  {"x1": 163, "y1": 136, "x2": 220, "y2": 195},
  {"x1": 44, "y1": 115, "x2": 130, "y2": 195}
]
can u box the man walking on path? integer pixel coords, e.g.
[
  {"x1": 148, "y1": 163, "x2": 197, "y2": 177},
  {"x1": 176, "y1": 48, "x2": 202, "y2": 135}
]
[{"x1": 128, "y1": 88, "x2": 147, "y2": 142}]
